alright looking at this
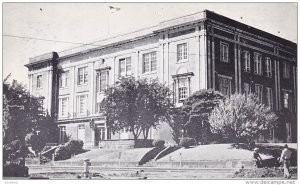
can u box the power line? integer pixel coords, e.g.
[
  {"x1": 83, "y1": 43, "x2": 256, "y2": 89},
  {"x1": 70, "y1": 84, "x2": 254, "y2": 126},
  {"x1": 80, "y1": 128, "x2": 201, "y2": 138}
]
[
  {"x1": 3, "y1": 34, "x2": 202, "y2": 56},
  {"x1": 3, "y1": 34, "x2": 102, "y2": 47}
]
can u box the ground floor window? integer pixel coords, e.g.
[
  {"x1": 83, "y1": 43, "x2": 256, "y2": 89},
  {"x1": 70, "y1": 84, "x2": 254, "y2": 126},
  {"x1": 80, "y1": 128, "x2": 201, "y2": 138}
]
[
  {"x1": 107, "y1": 128, "x2": 111, "y2": 140},
  {"x1": 254, "y1": 84, "x2": 263, "y2": 103},
  {"x1": 96, "y1": 101, "x2": 105, "y2": 113},
  {"x1": 218, "y1": 75, "x2": 232, "y2": 96},
  {"x1": 266, "y1": 87, "x2": 273, "y2": 110},
  {"x1": 286, "y1": 123, "x2": 292, "y2": 142},
  {"x1": 172, "y1": 72, "x2": 193, "y2": 104},
  {"x1": 243, "y1": 82, "x2": 251, "y2": 96},
  {"x1": 178, "y1": 78, "x2": 188, "y2": 100}
]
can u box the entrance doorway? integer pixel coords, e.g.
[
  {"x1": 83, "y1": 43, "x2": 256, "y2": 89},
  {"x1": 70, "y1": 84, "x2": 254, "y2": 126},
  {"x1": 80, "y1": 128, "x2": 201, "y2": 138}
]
[
  {"x1": 95, "y1": 125, "x2": 105, "y2": 146},
  {"x1": 78, "y1": 124, "x2": 85, "y2": 143}
]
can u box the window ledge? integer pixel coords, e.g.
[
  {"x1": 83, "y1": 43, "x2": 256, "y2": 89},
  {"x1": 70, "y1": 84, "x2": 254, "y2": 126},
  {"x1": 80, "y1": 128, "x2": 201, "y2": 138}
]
[
  {"x1": 176, "y1": 59, "x2": 188, "y2": 64},
  {"x1": 142, "y1": 70, "x2": 157, "y2": 75},
  {"x1": 59, "y1": 87, "x2": 70, "y2": 90},
  {"x1": 77, "y1": 83, "x2": 88, "y2": 87}
]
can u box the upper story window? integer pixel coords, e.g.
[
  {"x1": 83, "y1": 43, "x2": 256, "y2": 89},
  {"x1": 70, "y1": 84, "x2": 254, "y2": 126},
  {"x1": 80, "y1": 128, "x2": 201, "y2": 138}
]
[
  {"x1": 77, "y1": 94, "x2": 88, "y2": 116},
  {"x1": 254, "y1": 53, "x2": 262, "y2": 75},
  {"x1": 244, "y1": 82, "x2": 251, "y2": 96},
  {"x1": 143, "y1": 52, "x2": 157, "y2": 73},
  {"x1": 283, "y1": 62, "x2": 290, "y2": 79},
  {"x1": 36, "y1": 75, "x2": 42, "y2": 89},
  {"x1": 59, "y1": 97, "x2": 69, "y2": 118},
  {"x1": 243, "y1": 51, "x2": 251, "y2": 72},
  {"x1": 78, "y1": 67, "x2": 88, "y2": 85},
  {"x1": 266, "y1": 87, "x2": 273, "y2": 110},
  {"x1": 119, "y1": 57, "x2": 132, "y2": 76},
  {"x1": 97, "y1": 70, "x2": 108, "y2": 92},
  {"x1": 177, "y1": 43, "x2": 188, "y2": 62},
  {"x1": 220, "y1": 42, "x2": 229, "y2": 62},
  {"x1": 254, "y1": 84, "x2": 263, "y2": 103},
  {"x1": 265, "y1": 58, "x2": 272, "y2": 78},
  {"x1": 59, "y1": 71, "x2": 69, "y2": 88},
  {"x1": 219, "y1": 75, "x2": 232, "y2": 96}
]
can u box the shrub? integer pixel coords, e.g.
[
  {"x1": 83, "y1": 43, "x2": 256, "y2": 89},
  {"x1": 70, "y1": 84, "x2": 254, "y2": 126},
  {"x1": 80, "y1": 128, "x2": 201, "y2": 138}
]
[
  {"x1": 25, "y1": 133, "x2": 46, "y2": 154},
  {"x1": 3, "y1": 140, "x2": 29, "y2": 162},
  {"x1": 179, "y1": 137, "x2": 195, "y2": 148},
  {"x1": 3, "y1": 163, "x2": 29, "y2": 177},
  {"x1": 54, "y1": 140, "x2": 84, "y2": 161},
  {"x1": 54, "y1": 145, "x2": 70, "y2": 160},
  {"x1": 152, "y1": 140, "x2": 165, "y2": 148},
  {"x1": 41, "y1": 146, "x2": 52, "y2": 153},
  {"x1": 67, "y1": 140, "x2": 84, "y2": 155}
]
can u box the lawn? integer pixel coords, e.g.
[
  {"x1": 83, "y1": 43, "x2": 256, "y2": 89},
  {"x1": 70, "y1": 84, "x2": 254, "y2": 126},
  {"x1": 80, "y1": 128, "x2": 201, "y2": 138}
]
[
  {"x1": 157, "y1": 144, "x2": 273, "y2": 162},
  {"x1": 64, "y1": 148, "x2": 154, "y2": 162}
]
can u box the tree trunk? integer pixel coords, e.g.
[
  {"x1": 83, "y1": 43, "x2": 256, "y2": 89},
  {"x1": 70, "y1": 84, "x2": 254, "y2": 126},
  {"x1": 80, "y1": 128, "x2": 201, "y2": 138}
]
[{"x1": 142, "y1": 127, "x2": 150, "y2": 140}]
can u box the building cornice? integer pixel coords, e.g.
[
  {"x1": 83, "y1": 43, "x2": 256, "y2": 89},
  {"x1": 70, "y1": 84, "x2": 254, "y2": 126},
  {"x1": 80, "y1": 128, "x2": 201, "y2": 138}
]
[{"x1": 56, "y1": 115, "x2": 105, "y2": 124}]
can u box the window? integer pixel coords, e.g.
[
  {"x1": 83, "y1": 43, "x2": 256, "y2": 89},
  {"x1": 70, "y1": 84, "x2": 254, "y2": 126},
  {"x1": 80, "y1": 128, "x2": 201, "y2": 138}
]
[
  {"x1": 220, "y1": 42, "x2": 229, "y2": 62},
  {"x1": 286, "y1": 123, "x2": 292, "y2": 142},
  {"x1": 178, "y1": 78, "x2": 188, "y2": 100},
  {"x1": 254, "y1": 84, "x2": 263, "y2": 103},
  {"x1": 265, "y1": 58, "x2": 272, "y2": 78},
  {"x1": 177, "y1": 43, "x2": 188, "y2": 62},
  {"x1": 119, "y1": 57, "x2": 132, "y2": 76},
  {"x1": 98, "y1": 71, "x2": 108, "y2": 92},
  {"x1": 283, "y1": 62, "x2": 290, "y2": 79},
  {"x1": 37, "y1": 75, "x2": 42, "y2": 89},
  {"x1": 78, "y1": 125, "x2": 85, "y2": 130},
  {"x1": 172, "y1": 73, "x2": 193, "y2": 103},
  {"x1": 219, "y1": 76, "x2": 232, "y2": 96},
  {"x1": 59, "y1": 97, "x2": 69, "y2": 118},
  {"x1": 77, "y1": 94, "x2": 88, "y2": 116},
  {"x1": 38, "y1": 97, "x2": 45, "y2": 112},
  {"x1": 59, "y1": 71, "x2": 69, "y2": 88},
  {"x1": 107, "y1": 128, "x2": 111, "y2": 140},
  {"x1": 243, "y1": 51, "x2": 251, "y2": 72},
  {"x1": 143, "y1": 52, "x2": 157, "y2": 73},
  {"x1": 283, "y1": 92, "x2": 292, "y2": 111},
  {"x1": 266, "y1": 87, "x2": 273, "y2": 110},
  {"x1": 254, "y1": 53, "x2": 262, "y2": 75},
  {"x1": 78, "y1": 67, "x2": 88, "y2": 85},
  {"x1": 59, "y1": 126, "x2": 66, "y2": 143},
  {"x1": 244, "y1": 83, "x2": 251, "y2": 96},
  {"x1": 96, "y1": 102, "x2": 105, "y2": 113}
]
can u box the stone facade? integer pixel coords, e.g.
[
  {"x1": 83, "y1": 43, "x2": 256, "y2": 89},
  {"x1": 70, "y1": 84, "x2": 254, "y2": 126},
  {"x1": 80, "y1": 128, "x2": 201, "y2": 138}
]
[{"x1": 25, "y1": 10, "x2": 297, "y2": 148}]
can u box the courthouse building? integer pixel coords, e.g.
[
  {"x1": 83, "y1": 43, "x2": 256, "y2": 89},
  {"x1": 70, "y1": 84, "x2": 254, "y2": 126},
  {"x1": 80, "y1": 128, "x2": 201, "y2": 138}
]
[{"x1": 25, "y1": 10, "x2": 297, "y2": 148}]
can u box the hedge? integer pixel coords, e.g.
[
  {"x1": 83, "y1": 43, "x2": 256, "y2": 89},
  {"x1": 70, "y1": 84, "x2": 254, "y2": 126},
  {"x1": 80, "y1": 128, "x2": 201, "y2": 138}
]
[{"x1": 179, "y1": 137, "x2": 195, "y2": 148}]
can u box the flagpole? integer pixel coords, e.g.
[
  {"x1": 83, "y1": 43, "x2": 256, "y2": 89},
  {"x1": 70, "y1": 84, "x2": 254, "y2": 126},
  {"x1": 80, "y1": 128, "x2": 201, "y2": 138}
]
[{"x1": 107, "y1": 6, "x2": 120, "y2": 36}]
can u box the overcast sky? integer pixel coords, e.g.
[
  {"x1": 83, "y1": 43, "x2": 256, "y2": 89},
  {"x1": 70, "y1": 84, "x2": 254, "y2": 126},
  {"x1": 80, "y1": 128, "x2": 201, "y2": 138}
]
[{"x1": 3, "y1": 2, "x2": 297, "y2": 87}]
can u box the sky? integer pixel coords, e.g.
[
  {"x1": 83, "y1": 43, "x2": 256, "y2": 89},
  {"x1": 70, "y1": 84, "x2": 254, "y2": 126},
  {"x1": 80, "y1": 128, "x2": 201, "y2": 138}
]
[{"x1": 3, "y1": 2, "x2": 298, "y2": 88}]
